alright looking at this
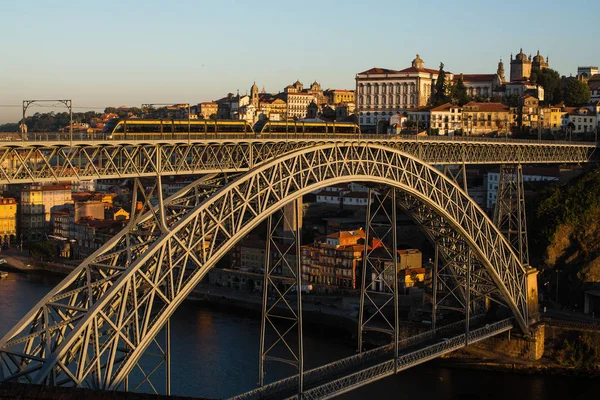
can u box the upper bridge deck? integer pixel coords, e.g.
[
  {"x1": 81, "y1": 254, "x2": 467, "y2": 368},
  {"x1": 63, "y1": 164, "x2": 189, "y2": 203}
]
[{"x1": 0, "y1": 133, "x2": 595, "y2": 184}]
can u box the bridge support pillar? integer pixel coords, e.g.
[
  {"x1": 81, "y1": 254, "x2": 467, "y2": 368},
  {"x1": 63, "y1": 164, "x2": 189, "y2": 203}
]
[
  {"x1": 259, "y1": 199, "x2": 304, "y2": 395},
  {"x1": 526, "y1": 267, "x2": 540, "y2": 324},
  {"x1": 493, "y1": 164, "x2": 529, "y2": 266},
  {"x1": 358, "y1": 188, "x2": 399, "y2": 356}
]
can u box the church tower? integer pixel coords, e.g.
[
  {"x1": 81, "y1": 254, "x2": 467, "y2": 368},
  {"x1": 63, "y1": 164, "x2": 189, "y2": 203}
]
[
  {"x1": 251, "y1": 82, "x2": 259, "y2": 108},
  {"x1": 510, "y1": 48, "x2": 532, "y2": 82},
  {"x1": 532, "y1": 50, "x2": 549, "y2": 70},
  {"x1": 497, "y1": 59, "x2": 506, "y2": 83}
]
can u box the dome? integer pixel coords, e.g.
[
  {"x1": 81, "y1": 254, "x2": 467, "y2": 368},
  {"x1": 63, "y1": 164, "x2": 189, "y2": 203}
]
[
  {"x1": 533, "y1": 50, "x2": 544, "y2": 63},
  {"x1": 515, "y1": 48, "x2": 527, "y2": 61},
  {"x1": 411, "y1": 54, "x2": 424, "y2": 69}
]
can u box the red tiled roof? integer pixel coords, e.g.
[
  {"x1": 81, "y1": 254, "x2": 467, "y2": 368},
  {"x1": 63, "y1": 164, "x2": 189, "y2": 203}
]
[
  {"x1": 463, "y1": 102, "x2": 510, "y2": 113},
  {"x1": 454, "y1": 74, "x2": 496, "y2": 82},
  {"x1": 358, "y1": 67, "x2": 399, "y2": 75},
  {"x1": 397, "y1": 67, "x2": 441, "y2": 75}
]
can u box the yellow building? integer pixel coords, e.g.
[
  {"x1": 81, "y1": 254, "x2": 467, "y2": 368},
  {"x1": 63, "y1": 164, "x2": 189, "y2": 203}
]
[
  {"x1": 461, "y1": 102, "x2": 512, "y2": 135},
  {"x1": 326, "y1": 89, "x2": 355, "y2": 105},
  {"x1": 0, "y1": 197, "x2": 17, "y2": 244},
  {"x1": 539, "y1": 105, "x2": 564, "y2": 132}
]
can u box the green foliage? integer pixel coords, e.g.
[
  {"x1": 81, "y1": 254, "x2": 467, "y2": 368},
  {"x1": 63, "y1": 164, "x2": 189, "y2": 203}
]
[
  {"x1": 504, "y1": 94, "x2": 521, "y2": 107},
  {"x1": 30, "y1": 241, "x2": 57, "y2": 259},
  {"x1": 531, "y1": 166, "x2": 600, "y2": 249},
  {"x1": 430, "y1": 63, "x2": 451, "y2": 106},
  {"x1": 563, "y1": 77, "x2": 591, "y2": 107},
  {"x1": 530, "y1": 67, "x2": 562, "y2": 104},
  {"x1": 451, "y1": 77, "x2": 470, "y2": 106},
  {"x1": 0, "y1": 123, "x2": 20, "y2": 132},
  {"x1": 552, "y1": 331, "x2": 600, "y2": 369}
]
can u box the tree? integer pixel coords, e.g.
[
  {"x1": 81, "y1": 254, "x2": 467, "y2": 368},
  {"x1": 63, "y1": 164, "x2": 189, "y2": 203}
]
[
  {"x1": 563, "y1": 77, "x2": 591, "y2": 107},
  {"x1": 451, "y1": 76, "x2": 470, "y2": 106},
  {"x1": 431, "y1": 62, "x2": 451, "y2": 106},
  {"x1": 530, "y1": 67, "x2": 562, "y2": 104}
]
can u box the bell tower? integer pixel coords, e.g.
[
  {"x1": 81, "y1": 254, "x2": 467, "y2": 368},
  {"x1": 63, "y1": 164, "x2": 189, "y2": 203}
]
[{"x1": 251, "y1": 82, "x2": 259, "y2": 108}]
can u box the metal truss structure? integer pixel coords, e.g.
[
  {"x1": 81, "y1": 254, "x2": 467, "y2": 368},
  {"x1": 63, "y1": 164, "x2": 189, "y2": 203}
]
[
  {"x1": 0, "y1": 143, "x2": 535, "y2": 392},
  {"x1": 0, "y1": 137, "x2": 593, "y2": 184},
  {"x1": 358, "y1": 189, "x2": 399, "y2": 354},
  {"x1": 259, "y1": 200, "x2": 303, "y2": 395},
  {"x1": 493, "y1": 165, "x2": 529, "y2": 265}
]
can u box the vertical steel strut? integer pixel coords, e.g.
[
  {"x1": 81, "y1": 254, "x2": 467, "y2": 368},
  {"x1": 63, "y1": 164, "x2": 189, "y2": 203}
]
[
  {"x1": 493, "y1": 164, "x2": 529, "y2": 265},
  {"x1": 358, "y1": 188, "x2": 399, "y2": 354},
  {"x1": 259, "y1": 199, "x2": 304, "y2": 397}
]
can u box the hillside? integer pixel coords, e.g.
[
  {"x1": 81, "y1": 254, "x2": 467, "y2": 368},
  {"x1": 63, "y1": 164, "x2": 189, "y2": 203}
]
[{"x1": 530, "y1": 166, "x2": 600, "y2": 305}]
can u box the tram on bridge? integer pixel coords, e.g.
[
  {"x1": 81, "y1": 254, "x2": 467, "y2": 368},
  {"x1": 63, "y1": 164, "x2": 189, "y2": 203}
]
[
  {"x1": 101, "y1": 118, "x2": 362, "y2": 139},
  {"x1": 102, "y1": 118, "x2": 254, "y2": 139}
]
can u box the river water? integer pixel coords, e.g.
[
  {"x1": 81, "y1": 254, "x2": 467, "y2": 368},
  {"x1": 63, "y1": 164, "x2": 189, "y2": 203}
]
[{"x1": 1, "y1": 273, "x2": 599, "y2": 399}]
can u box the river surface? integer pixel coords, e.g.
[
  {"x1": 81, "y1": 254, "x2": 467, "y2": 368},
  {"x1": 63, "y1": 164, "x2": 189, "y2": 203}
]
[{"x1": 1, "y1": 272, "x2": 599, "y2": 399}]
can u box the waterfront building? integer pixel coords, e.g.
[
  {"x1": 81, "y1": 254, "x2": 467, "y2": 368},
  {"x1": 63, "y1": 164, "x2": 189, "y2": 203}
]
[
  {"x1": 302, "y1": 229, "x2": 367, "y2": 288},
  {"x1": 20, "y1": 183, "x2": 72, "y2": 242},
  {"x1": 355, "y1": 54, "x2": 447, "y2": 132},
  {"x1": 517, "y1": 95, "x2": 540, "y2": 129},
  {"x1": 0, "y1": 197, "x2": 17, "y2": 244}
]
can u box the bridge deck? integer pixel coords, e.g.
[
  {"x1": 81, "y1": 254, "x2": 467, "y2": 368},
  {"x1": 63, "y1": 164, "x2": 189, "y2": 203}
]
[
  {"x1": 231, "y1": 319, "x2": 513, "y2": 400},
  {"x1": 0, "y1": 135, "x2": 594, "y2": 184}
]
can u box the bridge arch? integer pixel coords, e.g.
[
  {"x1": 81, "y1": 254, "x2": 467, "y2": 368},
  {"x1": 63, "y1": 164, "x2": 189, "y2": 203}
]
[{"x1": 0, "y1": 143, "x2": 529, "y2": 389}]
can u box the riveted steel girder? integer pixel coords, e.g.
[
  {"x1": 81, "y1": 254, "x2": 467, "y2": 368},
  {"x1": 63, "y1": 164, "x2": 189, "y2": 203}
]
[{"x1": 0, "y1": 137, "x2": 593, "y2": 184}]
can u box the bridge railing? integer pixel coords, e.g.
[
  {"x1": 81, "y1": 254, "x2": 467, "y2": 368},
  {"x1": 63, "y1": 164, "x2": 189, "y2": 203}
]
[
  {"x1": 0, "y1": 132, "x2": 596, "y2": 146},
  {"x1": 230, "y1": 316, "x2": 486, "y2": 400},
  {"x1": 297, "y1": 319, "x2": 513, "y2": 400}
]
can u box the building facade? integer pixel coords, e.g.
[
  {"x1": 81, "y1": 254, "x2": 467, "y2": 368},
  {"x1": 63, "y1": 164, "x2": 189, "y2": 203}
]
[
  {"x1": 461, "y1": 102, "x2": 512, "y2": 135},
  {"x1": 0, "y1": 197, "x2": 17, "y2": 244},
  {"x1": 20, "y1": 184, "x2": 72, "y2": 242},
  {"x1": 355, "y1": 54, "x2": 446, "y2": 131}
]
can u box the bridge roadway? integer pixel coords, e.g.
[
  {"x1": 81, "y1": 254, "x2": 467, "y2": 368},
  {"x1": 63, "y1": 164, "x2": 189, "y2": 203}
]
[
  {"x1": 232, "y1": 318, "x2": 513, "y2": 400},
  {"x1": 0, "y1": 134, "x2": 594, "y2": 184}
]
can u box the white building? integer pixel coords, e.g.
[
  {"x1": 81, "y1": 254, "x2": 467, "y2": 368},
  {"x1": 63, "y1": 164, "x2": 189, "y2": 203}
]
[
  {"x1": 355, "y1": 54, "x2": 449, "y2": 132},
  {"x1": 562, "y1": 107, "x2": 598, "y2": 133},
  {"x1": 484, "y1": 167, "x2": 559, "y2": 210},
  {"x1": 406, "y1": 103, "x2": 462, "y2": 135}
]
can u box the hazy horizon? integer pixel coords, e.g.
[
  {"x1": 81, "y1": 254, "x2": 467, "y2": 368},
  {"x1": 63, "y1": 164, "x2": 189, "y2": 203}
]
[{"x1": 1, "y1": 0, "x2": 599, "y2": 123}]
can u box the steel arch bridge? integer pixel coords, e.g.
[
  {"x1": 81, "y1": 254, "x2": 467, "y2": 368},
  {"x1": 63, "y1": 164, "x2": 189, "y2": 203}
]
[
  {"x1": 0, "y1": 142, "x2": 538, "y2": 393},
  {"x1": 0, "y1": 136, "x2": 594, "y2": 183}
]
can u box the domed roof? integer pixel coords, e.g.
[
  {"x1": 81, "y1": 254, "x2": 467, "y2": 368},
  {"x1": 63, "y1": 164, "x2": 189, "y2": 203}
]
[
  {"x1": 533, "y1": 50, "x2": 546, "y2": 64},
  {"x1": 411, "y1": 54, "x2": 425, "y2": 69},
  {"x1": 515, "y1": 48, "x2": 527, "y2": 61}
]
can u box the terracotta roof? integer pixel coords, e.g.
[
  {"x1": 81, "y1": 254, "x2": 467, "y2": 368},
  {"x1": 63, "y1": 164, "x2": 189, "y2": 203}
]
[
  {"x1": 326, "y1": 229, "x2": 366, "y2": 240},
  {"x1": 454, "y1": 74, "x2": 496, "y2": 82},
  {"x1": 397, "y1": 66, "x2": 441, "y2": 75},
  {"x1": 463, "y1": 102, "x2": 510, "y2": 113},
  {"x1": 430, "y1": 103, "x2": 460, "y2": 112},
  {"x1": 357, "y1": 67, "x2": 399, "y2": 75}
]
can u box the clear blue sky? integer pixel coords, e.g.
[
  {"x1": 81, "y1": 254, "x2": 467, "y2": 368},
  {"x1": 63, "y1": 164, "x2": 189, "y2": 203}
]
[{"x1": 1, "y1": 0, "x2": 598, "y2": 123}]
